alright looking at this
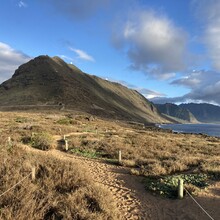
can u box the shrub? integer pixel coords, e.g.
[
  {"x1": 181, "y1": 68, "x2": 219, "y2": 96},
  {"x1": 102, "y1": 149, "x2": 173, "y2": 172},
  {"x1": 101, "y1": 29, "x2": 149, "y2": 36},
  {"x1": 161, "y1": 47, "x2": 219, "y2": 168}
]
[
  {"x1": 145, "y1": 173, "x2": 209, "y2": 198},
  {"x1": 15, "y1": 117, "x2": 28, "y2": 123},
  {"x1": 31, "y1": 132, "x2": 53, "y2": 150},
  {"x1": 56, "y1": 118, "x2": 73, "y2": 125}
]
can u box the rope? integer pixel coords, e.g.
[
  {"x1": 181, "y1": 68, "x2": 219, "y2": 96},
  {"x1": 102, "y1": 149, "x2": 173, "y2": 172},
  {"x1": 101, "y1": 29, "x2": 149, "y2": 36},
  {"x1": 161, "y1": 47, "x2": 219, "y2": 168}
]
[
  {"x1": 0, "y1": 172, "x2": 32, "y2": 198},
  {"x1": 184, "y1": 188, "x2": 215, "y2": 220}
]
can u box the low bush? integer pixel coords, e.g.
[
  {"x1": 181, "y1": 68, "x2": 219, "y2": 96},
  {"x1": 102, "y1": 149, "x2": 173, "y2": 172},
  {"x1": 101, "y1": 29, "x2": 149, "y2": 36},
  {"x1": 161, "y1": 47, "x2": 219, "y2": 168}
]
[
  {"x1": 145, "y1": 173, "x2": 209, "y2": 198},
  {"x1": 70, "y1": 148, "x2": 104, "y2": 159},
  {"x1": 56, "y1": 118, "x2": 73, "y2": 125},
  {"x1": 15, "y1": 117, "x2": 28, "y2": 123},
  {"x1": 30, "y1": 132, "x2": 53, "y2": 150}
]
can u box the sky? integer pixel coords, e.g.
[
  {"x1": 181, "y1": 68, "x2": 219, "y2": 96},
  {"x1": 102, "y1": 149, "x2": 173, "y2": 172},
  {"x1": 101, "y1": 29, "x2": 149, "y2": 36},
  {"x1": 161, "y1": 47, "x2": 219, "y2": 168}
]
[{"x1": 1, "y1": 0, "x2": 220, "y2": 105}]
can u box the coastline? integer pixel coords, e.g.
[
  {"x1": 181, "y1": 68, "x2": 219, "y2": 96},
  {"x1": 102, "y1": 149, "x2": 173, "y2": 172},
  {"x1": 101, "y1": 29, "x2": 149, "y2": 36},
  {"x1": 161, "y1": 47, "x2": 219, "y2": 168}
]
[{"x1": 158, "y1": 123, "x2": 220, "y2": 138}]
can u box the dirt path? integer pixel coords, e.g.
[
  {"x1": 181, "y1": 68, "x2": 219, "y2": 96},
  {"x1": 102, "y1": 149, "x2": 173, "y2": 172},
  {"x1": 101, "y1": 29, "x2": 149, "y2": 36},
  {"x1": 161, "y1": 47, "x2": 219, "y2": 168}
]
[{"x1": 22, "y1": 134, "x2": 220, "y2": 220}]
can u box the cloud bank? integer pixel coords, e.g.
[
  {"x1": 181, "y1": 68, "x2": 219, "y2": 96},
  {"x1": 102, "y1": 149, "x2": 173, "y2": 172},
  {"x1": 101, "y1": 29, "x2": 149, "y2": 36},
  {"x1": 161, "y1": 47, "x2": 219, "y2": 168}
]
[
  {"x1": 0, "y1": 42, "x2": 30, "y2": 82},
  {"x1": 151, "y1": 69, "x2": 220, "y2": 105},
  {"x1": 193, "y1": 0, "x2": 220, "y2": 71},
  {"x1": 113, "y1": 9, "x2": 188, "y2": 79}
]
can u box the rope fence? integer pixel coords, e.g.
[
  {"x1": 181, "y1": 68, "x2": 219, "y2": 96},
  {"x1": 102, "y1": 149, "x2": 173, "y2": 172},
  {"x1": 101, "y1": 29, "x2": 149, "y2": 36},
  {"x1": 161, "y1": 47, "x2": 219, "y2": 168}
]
[
  {"x1": 184, "y1": 187, "x2": 215, "y2": 220},
  {"x1": 0, "y1": 167, "x2": 36, "y2": 198}
]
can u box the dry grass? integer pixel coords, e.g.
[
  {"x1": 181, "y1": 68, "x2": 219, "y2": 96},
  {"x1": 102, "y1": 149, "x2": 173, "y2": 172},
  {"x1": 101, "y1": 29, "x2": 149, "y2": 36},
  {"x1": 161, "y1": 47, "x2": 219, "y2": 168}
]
[
  {"x1": 64, "y1": 119, "x2": 220, "y2": 178},
  {"x1": 0, "y1": 110, "x2": 219, "y2": 212},
  {"x1": 1, "y1": 110, "x2": 219, "y2": 178},
  {"x1": 0, "y1": 144, "x2": 120, "y2": 219}
]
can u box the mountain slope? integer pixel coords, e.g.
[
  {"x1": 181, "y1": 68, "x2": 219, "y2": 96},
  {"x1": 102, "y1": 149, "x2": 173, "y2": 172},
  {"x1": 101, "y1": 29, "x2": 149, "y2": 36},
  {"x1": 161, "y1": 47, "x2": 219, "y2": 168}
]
[
  {"x1": 0, "y1": 55, "x2": 168, "y2": 123},
  {"x1": 156, "y1": 103, "x2": 199, "y2": 123},
  {"x1": 180, "y1": 103, "x2": 220, "y2": 123}
]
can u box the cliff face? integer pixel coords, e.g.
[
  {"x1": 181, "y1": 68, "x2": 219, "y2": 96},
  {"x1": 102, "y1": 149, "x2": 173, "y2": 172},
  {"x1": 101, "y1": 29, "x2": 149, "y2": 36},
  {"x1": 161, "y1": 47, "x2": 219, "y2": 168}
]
[
  {"x1": 180, "y1": 103, "x2": 220, "y2": 123},
  {"x1": 0, "y1": 55, "x2": 169, "y2": 123},
  {"x1": 156, "y1": 103, "x2": 199, "y2": 123}
]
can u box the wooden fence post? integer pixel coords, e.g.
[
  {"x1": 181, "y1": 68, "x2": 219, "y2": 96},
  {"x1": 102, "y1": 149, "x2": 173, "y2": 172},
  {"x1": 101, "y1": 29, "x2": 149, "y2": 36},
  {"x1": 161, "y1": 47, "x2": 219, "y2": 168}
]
[
  {"x1": 32, "y1": 167, "x2": 36, "y2": 181},
  {"x1": 118, "y1": 150, "x2": 122, "y2": 163},
  {"x1": 8, "y1": 137, "x2": 12, "y2": 147},
  {"x1": 65, "y1": 140, "x2": 68, "y2": 151},
  {"x1": 63, "y1": 135, "x2": 66, "y2": 140},
  {"x1": 178, "y1": 179, "x2": 184, "y2": 199}
]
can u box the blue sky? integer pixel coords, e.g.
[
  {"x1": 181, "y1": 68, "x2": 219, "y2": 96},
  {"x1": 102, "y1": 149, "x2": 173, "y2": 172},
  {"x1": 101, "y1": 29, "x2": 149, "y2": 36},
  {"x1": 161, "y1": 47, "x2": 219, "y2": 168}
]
[{"x1": 1, "y1": 0, "x2": 220, "y2": 105}]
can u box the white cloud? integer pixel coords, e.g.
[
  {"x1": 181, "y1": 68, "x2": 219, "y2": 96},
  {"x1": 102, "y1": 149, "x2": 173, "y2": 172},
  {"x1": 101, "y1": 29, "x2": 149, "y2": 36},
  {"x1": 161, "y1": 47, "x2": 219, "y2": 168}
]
[
  {"x1": 18, "y1": 1, "x2": 27, "y2": 8},
  {"x1": 152, "y1": 69, "x2": 220, "y2": 105},
  {"x1": 137, "y1": 88, "x2": 165, "y2": 99},
  {"x1": 193, "y1": 0, "x2": 220, "y2": 71},
  {"x1": 0, "y1": 42, "x2": 30, "y2": 82},
  {"x1": 69, "y1": 47, "x2": 95, "y2": 62},
  {"x1": 113, "y1": 9, "x2": 188, "y2": 79},
  {"x1": 58, "y1": 55, "x2": 75, "y2": 63}
]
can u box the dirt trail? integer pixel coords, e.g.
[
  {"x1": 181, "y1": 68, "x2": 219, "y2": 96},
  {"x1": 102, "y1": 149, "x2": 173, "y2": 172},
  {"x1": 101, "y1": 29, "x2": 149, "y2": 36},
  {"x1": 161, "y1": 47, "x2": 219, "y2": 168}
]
[{"x1": 22, "y1": 134, "x2": 220, "y2": 220}]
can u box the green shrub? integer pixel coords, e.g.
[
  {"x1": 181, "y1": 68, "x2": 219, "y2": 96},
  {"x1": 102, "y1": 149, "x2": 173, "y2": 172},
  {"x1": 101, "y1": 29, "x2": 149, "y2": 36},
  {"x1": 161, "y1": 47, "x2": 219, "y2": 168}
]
[
  {"x1": 15, "y1": 117, "x2": 28, "y2": 123},
  {"x1": 56, "y1": 118, "x2": 73, "y2": 125},
  {"x1": 70, "y1": 148, "x2": 100, "y2": 158},
  {"x1": 145, "y1": 173, "x2": 209, "y2": 198},
  {"x1": 31, "y1": 132, "x2": 53, "y2": 150}
]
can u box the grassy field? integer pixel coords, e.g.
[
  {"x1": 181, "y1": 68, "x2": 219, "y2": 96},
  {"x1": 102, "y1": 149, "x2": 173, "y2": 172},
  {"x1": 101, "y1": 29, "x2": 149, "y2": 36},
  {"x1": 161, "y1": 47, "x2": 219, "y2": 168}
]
[
  {"x1": 0, "y1": 147, "x2": 120, "y2": 219},
  {"x1": 0, "y1": 110, "x2": 219, "y2": 217},
  {"x1": 34, "y1": 111, "x2": 220, "y2": 178},
  {"x1": 0, "y1": 111, "x2": 123, "y2": 219}
]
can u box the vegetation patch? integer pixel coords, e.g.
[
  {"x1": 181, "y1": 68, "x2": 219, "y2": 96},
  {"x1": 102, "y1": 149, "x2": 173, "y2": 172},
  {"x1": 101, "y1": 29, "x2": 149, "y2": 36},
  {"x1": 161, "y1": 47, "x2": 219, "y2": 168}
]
[
  {"x1": 15, "y1": 117, "x2": 28, "y2": 123},
  {"x1": 70, "y1": 148, "x2": 104, "y2": 159},
  {"x1": 25, "y1": 132, "x2": 53, "y2": 150},
  {"x1": 56, "y1": 118, "x2": 73, "y2": 125},
  {"x1": 145, "y1": 173, "x2": 209, "y2": 198}
]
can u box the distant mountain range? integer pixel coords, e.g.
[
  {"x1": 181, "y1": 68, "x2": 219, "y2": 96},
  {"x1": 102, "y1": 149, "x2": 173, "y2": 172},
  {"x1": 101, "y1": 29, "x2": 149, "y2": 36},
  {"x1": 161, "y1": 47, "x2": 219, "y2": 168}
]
[
  {"x1": 155, "y1": 103, "x2": 199, "y2": 123},
  {"x1": 0, "y1": 55, "x2": 169, "y2": 123},
  {"x1": 155, "y1": 103, "x2": 220, "y2": 123},
  {"x1": 180, "y1": 103, "x2": 220, "y2": 123}
]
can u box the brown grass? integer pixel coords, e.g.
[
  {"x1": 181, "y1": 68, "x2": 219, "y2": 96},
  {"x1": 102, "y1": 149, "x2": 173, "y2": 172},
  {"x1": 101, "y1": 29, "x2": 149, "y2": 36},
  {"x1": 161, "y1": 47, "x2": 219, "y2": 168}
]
[
  {"x1": 0, "y1": 144, "x2": 119, "y2": 219},
  {"x1": 0, "y1": 110, "x2": 219, "y2": 218},
  {"x1": 63, "y1": 119, "x2": 220, "y2": 178},
  {"x1": 1, "y1": 110, "x2": 219, "y2": 178}
]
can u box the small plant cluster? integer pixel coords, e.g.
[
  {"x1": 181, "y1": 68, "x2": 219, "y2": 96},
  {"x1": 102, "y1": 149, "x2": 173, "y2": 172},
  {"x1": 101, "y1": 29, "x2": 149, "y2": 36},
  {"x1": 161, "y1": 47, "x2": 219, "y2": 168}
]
[
  {"x1": 15, "y1": 117, "x2": 28, "y2": 123},
  {"x1": 56, "y1": 118, "x2": 73, "y2": 125},
  {"x1": 70, "y1": 148, "x2": 100, "y2": 158},
  {"x1": 145, "y1": 173, "x2": 209, "y2": 198},
  {"x1": 22, "y1": 132, "x2": 53, "y2": 150}
]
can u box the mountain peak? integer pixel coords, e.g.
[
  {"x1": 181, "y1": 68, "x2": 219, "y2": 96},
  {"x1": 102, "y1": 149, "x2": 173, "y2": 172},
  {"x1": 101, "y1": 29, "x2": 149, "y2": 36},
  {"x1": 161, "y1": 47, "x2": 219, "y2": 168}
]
[
  {"x1": 0, "y1": 55, "x2": 169, "y2": 123},
  {"x1": 52, "y1": 56, "x2": 66, "y2": 66}
]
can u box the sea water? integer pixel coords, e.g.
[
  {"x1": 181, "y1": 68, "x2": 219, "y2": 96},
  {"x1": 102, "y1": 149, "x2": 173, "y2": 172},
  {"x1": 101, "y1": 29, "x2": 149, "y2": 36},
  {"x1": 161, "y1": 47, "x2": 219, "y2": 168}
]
[{"x1": 160, "y1": 123, "x2": 220, "y2": 137}]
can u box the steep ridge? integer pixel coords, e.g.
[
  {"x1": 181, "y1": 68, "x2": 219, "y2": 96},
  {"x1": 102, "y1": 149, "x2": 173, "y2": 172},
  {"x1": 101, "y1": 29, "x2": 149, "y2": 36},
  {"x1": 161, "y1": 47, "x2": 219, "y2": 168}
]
[
  {"x1": 0, "y1": 55, "x2": 168, "y2": 123},
  {"x1": 180, "y1": 103, "x2": 220, "y2": 123},
  {"x1": 156, "y1": 103, "x2": 199, "y2": 123}
]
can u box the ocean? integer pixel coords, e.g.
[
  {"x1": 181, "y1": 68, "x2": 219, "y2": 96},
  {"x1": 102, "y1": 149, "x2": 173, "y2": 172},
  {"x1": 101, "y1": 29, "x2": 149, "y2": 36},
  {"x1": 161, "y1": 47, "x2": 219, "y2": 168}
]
[{"x1": 159, "y1": 123, "x2": 220, "y2": 137}]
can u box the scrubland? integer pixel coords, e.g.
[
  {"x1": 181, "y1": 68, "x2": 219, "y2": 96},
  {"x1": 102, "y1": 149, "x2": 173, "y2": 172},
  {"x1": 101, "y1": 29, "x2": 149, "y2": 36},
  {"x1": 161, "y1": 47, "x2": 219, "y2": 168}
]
[
  {"x1": 0, "y1": 110, "x2": 219, "y2": 218},
  {"x1": 0, "y1": 111, "x2": 121, "y2": 219}
]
